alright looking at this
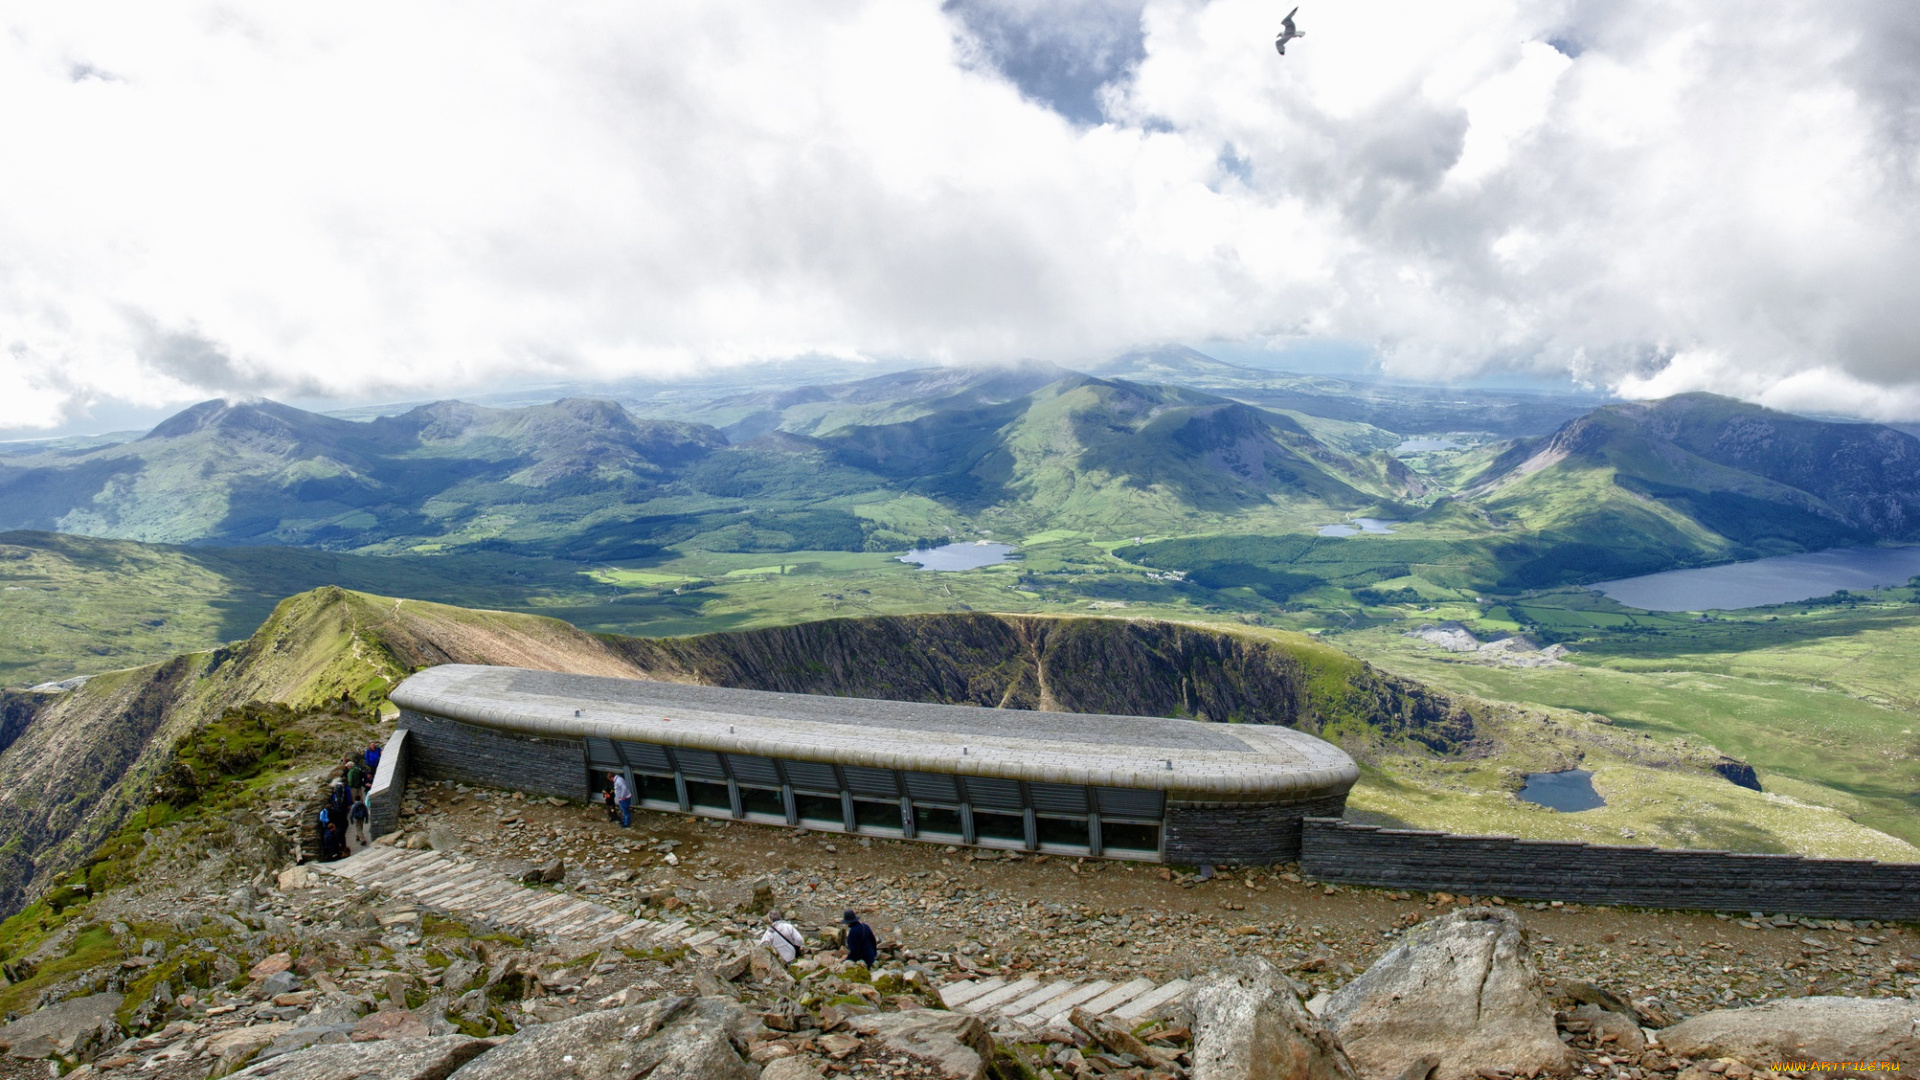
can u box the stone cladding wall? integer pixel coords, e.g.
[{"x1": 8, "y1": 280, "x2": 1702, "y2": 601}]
[
  {"x1": 397, "y1": 709, "x2": 589, "y2": 801},
  {"x1": 1164, "y1": 792, "x2": 1350, "y2": 865},
  {"x1": 1301, "y1": 818, "x2": 1920, "y2": 921}
]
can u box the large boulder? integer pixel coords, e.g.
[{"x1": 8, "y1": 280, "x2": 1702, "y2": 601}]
[
  {"x1": 0, "y1": 991, "x2": 122, "y2": 1061},
  {"x1": 1190, "y1": 957, "x2": 1359, "y2": 1080},
  {"x1": 1321, "y1": 907, "x2": 1567, "y2": 1080},
  {"x1": 229, "y1": 1034, "x2": 492, "y2": 1079},
  {"x1": 448, "y1": 995, "x2": 756, "y2": 1080},
  {"x1": 1660, "y1": 997, "x2": 1920, "y2": 1073},
  {"x1": 848, "y1": 1010, "x2": 993, "y2": 1080}
]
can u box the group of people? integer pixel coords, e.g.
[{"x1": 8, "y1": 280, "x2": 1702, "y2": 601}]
[
  {"x1": 316, "y1": 740, "x2": 383, "y2": 861},
  {"x1": 758, "y1": 909, "x2": 878, "y2": 967}
]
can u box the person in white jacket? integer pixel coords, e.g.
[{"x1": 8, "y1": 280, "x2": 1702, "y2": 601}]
[{"x1": 759, "y1": 910, "x2": 804, "y2": 964}]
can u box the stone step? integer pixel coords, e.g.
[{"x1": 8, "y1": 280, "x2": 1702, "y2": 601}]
[
  {"x1": 1113, "y1": 979, "x2": 1191, "y2": 1022},
  {"x1": 1079, "y1": 977, "x2": 1155, "y2": 1016},
  {"x1": 939, "y1": 977, "x2": 1007, "y2": 1009},
  {"x1": 1017, "y1": 980, "x2": 1114, "y2": 1027},
  {"x1": 1000, "y1": 980, "x2": 1081, "y2": 1018},
  {"x1": 964, "y1": 977, "x2": 1044, "y2": 1013}
]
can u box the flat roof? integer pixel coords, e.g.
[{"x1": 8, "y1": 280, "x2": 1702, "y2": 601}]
[{"x1": 390, "y1": 665, "x2": 1358, "y2": 800}]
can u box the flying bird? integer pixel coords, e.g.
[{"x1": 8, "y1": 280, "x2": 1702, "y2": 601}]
[{"x1": 1274, "y1": 7, "x2": 1304, "y2": 55}]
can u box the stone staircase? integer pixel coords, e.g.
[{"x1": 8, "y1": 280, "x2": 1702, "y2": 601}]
[
  {"x1": 309, "y1": 845, "x2": 730, "y2": 953},
  {"x1": 937, "y1": 973, "x2": 1192, "y2": 1029}
]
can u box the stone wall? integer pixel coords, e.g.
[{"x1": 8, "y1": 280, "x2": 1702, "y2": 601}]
[
  {"x1": 1300, "y1": 818, "x2": 1920, "y2": 921},
  {"x1": 365, "y1": 728, "x2": 410, "y2": 838},
  {"x1": 398, "y1": 709, "x2": 589, "y2": 801},
  {"x1": 1164, "y1": 792, "x2": 1350, "y2": 865}
]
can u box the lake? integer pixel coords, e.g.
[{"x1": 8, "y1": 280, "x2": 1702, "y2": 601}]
[
  {"x1": 898, "y1": 542, "x2": 1016, "y2": 571},
  {"x1": 1593, "y1": 545, "x2": 1920, "y2": 611},
  {"x1": 1516, "y1": 769, "x2": 1605, "y2": 812},
  {"x1": 1395, "y1": 438, "x2": 1460, "y2": 452},
  {"x1": 1317, "y1": 518, "x2": 1398, "y2": 537}
]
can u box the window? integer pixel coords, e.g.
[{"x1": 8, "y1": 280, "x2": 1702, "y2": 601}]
[
  {"x1": 973, "y1": 812, "x2": 1026, "y2": 844},
  {"x1": 739, "y1": 786, "x2": 785, "y2": 819},
  {"x1": 1101, "y1": 821, "x2": 1161, "y2": 854},
  {"x1": 852, "y1": 799, "x2": 900, "y2": 832},
  {"x1": 636, "y1": 774, "x2": 678, "y2": 806},
  {"x1": 685, "y1": 780, "x2": 731, "y2": 813},
  {"x1": 914, "y1": 805, "x2": 963, "y2": 838},
  {"x1": 795, "y1": 793, "x2": 845, "y2": 828},
  {"x1": 1036, "y1": 816, "x2": 1091, "y2": 851}
]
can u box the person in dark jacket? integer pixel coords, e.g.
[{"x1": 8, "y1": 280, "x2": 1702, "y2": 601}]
[
  {"x1": 317, "y1": 805, "x2": 338, "y2": 861},
  {"x1": 842, "y1": 910, "x2": 877, "y2": 967},
  {"x1": 365, "y1": 741, "x2": 382, "y2": 774}
]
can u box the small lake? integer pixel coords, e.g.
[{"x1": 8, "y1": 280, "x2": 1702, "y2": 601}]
[
  {"x1": 1317, "y1": 518, "x2": 1398, "y2": 537},
  {"x1": 1395, "y1": 438, "x2": 1460, "y2": 452},
  {"x1": 1593, "y1": 545, "x2": 1920, "y2": 611},
  {"x1": 1516, "y1": 769, "x2": 1605, "y2": 812},
  {"x1": 897, "y1": 542, "x2": 1016, "y2": 571}
]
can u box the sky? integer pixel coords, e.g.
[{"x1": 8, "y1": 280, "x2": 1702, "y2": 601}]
[{"x1": 3, "y1": 0, "x2": 1919, "y2": 435}]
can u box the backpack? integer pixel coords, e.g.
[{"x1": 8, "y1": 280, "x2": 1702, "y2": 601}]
[{"x1": 318, "y1": 807, "x2": 331, "y2": 826}]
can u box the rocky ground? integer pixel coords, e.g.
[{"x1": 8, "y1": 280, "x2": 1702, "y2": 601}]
[{"x1": 2, "y1": 765, "x2": 1918, "y2": 1079}]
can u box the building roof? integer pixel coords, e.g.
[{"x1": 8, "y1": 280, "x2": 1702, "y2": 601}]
[{"x1": 390, "y1": 665, "x2": 1358, "y2": 800}]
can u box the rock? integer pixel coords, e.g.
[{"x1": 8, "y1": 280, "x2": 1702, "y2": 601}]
[
  {"x1": 1560, "y1": 981, "x2": 1632, "y2": 1016},
  {"x1": 539, "y1": 858, "x2": 566, "y2": 883},
  {"x1": 276, "y1": 866, "x2": 316, "y2": 890},
  {"x1": 441, "y1": 959, "x2": 480, "y2": 996},
  {"x1": 448, "y1": 994, "x2": 755, "y2": 1080},
  {"x1": 0, "y1": 992, "x2": 123, "y2": 1061},
  {"x1": 428, "y1": 826, "x2": 465, "y2": 852},
  {"x1": 1189, "y1": 956, "x2": 1358, "y2": 1080},
  {"x1": 1569, "y1": 1004, "x2": 1645, "y2": 1054},
  {"x1": 747, "y1": 943, "x2": 797, "y2": 987},
  {"x1": 354, "y1": 1009, "x2": 433, "y2": 1041},
  {"x1": 848, "y1": 1010, "x2": 992, "y2": 1080},
  {"x1": 1660, "y1": 997, "x2": 1920, "y2": 1072},
  {"x1": 1322, "y1": 907, "x2": 1568, "y2": 1080},
  {"x1": 762, "y1": 1057, "x2": 828, "y2": 1080},
  {"x1": 692, "y1": 967, "x2": 739, "y2": 1000},
  {"x1": 1712, "y1": 757, "x2": 1762, "y2": 792},
  {"x1": 259, "y1": 970, "x2": 301, "y2": 998},
  {"x1": 229, "y1": 1035, "x2": 492, "y2": 1079},
  {"x1": 250, "y1": 953, "x2": 295, "y2": 980},
  {"x1": 206, "y1": 1021, "x2": 298, "y2": 1074}
]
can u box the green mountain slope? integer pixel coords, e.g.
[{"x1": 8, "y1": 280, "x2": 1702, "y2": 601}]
[{"x1": 1462, "y1": 394, "x2": 1920, "y2": 585}]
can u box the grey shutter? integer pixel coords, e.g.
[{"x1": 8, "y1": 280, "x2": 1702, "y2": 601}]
[
  {"x1": 963, "y1": 776, "x2": 1025, "y2": 810},
  {"x1": 675, "y1": 748, "x2": 727, "y2": 779},
  {"x1": 1028, "y1": 782, "x2": 1091, "y2": 815},
  {"x1": 617, "y1": 741, "x2": 674, "y2": 773},
  {"x1": 902, "y1": 771, "x2": 961, "y2": 803},
  {"x1": 842, "y1": 766, "x2": 899, "y2": 797},
  {"x1": 781, "y1": 759, "x2": 841, "y2": 793},
  {"x1": 726, "y1": 754, "x2": 782, "y2": 786},
  {"x1": 1095, "y1": 786, "x2": 1165, "y2": 818}
]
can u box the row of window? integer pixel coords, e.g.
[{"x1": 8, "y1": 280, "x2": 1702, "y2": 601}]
[{"x1": 585, "y1": 736, "x2": 1164, "y2": 858}]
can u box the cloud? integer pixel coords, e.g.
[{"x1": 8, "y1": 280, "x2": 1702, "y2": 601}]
[{"x1": 1, "y1": 0, "x2": 1918, "y2": 431}]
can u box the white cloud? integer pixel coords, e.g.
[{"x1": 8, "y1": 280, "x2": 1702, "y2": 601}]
[{"x1": 2, "y1": 0, "x2": 1919, "y2": 430}]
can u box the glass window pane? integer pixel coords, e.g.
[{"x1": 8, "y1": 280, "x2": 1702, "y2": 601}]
[
  {"x1": 637, "y1": 774, "x2": 678, "y2": 804},
  {"x1": 853, "y1": 799, "x2": 899, "y2": 831},
  {"x1": 1101, "y1": 821, "x2": 1160, "y2": 853},
  {"x1": 740, "y1": 786, "x2": 785, "y2": 818},
  {"x1": 1036, "y1": 816, "x2": 1090, "y2": 850},
  {"x1": 974, "y1": 812, "x2": 1025, "y2": 843},
  {"x1": 795, "y1": 793, "x2": 845, "y2": 826},
  {"x1": 914, "y1": 806, "x2": 963, "y2": 837},
  {"x1": 686, "y1": 780, "x2": 731, "y2": 812}
]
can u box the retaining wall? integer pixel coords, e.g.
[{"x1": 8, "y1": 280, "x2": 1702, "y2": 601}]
[
  {"x1": 1301, "y1": 818, "x2": 1920, "y2": 921},
  {"x1": 365, "y1": 728, "x2": 410, "y2": 838},
  {"x1": 397, "y1": 709, "x2": 589, "y2": 801}
]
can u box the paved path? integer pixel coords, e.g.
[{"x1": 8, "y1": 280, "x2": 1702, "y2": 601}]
[
  {"x1": 309, "y1": 845, "x2": 730, "y2": 953},
  {"x1": 312, "y1": 845, "x2": 1194, "y2": 1028}
]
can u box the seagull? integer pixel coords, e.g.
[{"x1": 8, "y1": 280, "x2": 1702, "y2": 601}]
[{"x1": 1274, "y1": 6, "x2": 1304, "y2": 55}]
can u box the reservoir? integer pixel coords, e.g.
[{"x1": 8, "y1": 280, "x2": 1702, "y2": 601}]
[
  {"x1": 898, "y1": 541, "x2": 1016, "y2": 571},
  {"x1": 1516, "y1": 769, "x2": 1605, "y2": 812},
  {"x1": 1395, "y1": 438, "x2": 1460, "y2": 452},
  {"x1": 1317, "y1": 518, "x2": 1398, "y2": 537},
  {"x1": 1593, "y1": 545, "x2": 1920, "y2": 611}
]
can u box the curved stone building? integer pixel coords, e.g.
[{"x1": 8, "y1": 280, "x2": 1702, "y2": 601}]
[{"x1": 389, "y1": 665, "x2": 1359, "y2": 864}]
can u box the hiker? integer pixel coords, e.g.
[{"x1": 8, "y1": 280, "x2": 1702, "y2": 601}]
[
  {"x1": 601, "y1": 786, "x2": 621, "y2": 823},
  {"x1": 759, "y1": 910, "x2": 804, "y2": 964},
  {"x1": 329, "y1": 779, "x2": 351, "y2": 819},
  {"x1": 346, "y1": 756, "x2": 367, "y2": 801},
  {"x1": 316, "y1": 804, "x2": 338, "y2": 861},
  {"x1": 350, "y1": 792, "x2": 371, "y2": 846},
  {"x1": 364, "y1": 740, "x2": 382, "y2": 775},
  {"x1": 610, "y1": 772, "x2": 632, "y2": 828},
  {"x1": 842, "y1": 910, "x2": 877, "y2": 968}
]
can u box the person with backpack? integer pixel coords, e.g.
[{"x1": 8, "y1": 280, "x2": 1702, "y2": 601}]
[
  {"x1": 349, "y1": 793, "x2": 371, "y2": 847},
  {"x1": 317, "y1": 805, "x2": 338, "y2": 861},
  {"x1": 364, "y1": 740, "x2": 382, "y2": 775},
  {"x1": 346, "y1": 758, "x2": 367, "y2": 801},
  {"x1": 759, "y1": 910, "x2": 805, "y2": 964},
  {"x1": 842, "y1": 910, "x2": 877, "y2": 968}
]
